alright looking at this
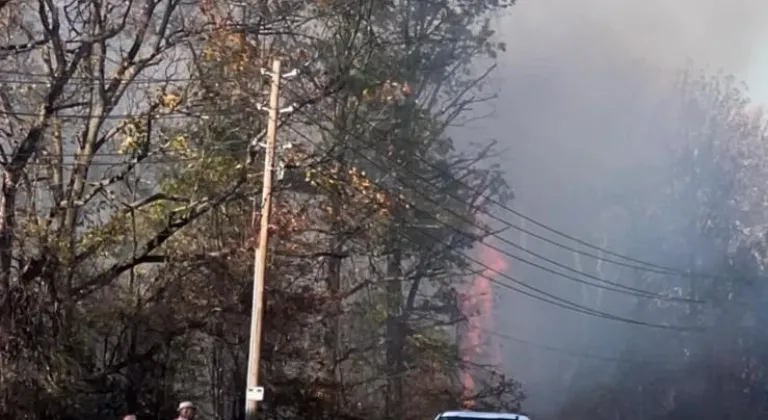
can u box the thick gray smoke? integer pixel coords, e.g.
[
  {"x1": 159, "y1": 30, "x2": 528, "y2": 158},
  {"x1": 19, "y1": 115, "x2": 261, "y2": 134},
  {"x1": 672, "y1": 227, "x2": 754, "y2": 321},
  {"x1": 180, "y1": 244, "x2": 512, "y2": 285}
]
[{"x1": 481, "y1": 0, "x2": 768, "y2": 416}]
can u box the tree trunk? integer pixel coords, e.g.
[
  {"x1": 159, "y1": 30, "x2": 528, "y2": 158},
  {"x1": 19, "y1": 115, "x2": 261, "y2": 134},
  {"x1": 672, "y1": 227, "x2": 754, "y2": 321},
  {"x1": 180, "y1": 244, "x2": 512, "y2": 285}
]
[
  {"x1": 0, "y1": 168, "x2": 17, "y2": 314},
  {"x1": 324, "y1": 189, "x2": 343, "y2": 408},
  {"x1": 385, "y1": 229, "x2": 404, "y2": 419},
  {"x1": 0, "y1": 168, "x2": 16, "y2": 412}
]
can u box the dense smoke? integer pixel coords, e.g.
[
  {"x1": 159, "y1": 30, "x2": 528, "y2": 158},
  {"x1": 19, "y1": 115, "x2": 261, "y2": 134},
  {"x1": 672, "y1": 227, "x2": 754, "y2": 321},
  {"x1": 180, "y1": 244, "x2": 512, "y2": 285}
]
[{"x1": 478, "y1": 0, "x2": 768, "y2": 416}]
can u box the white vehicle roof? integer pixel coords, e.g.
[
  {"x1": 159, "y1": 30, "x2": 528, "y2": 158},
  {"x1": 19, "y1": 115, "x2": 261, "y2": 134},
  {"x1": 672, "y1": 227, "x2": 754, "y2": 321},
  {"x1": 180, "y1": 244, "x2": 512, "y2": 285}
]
[{"x1": 435, "y1": 411, "x2": 531, "y2": 420}]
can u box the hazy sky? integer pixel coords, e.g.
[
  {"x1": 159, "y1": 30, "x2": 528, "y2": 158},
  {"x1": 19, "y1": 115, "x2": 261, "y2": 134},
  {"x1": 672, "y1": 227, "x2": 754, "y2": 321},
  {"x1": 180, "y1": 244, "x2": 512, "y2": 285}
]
[
  {"x1": 747, "y1": 53, "x2": 768, "y2": 103},
  {"x1": 498, "y1": 0, "x2": 768, "y2": 100}
]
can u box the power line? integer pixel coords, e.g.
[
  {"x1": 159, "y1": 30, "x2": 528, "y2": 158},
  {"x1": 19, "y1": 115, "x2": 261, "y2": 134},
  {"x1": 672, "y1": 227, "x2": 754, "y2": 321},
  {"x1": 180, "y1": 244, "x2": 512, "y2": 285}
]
[
  {"x1": 283, "y1": 115, "x2": 696, "y2": 303},
  {"x1": 11, "y1": 126, "x2": 705, "y2": 331},
  {"x1": 0, "y1": 70, "x2": 715, "y2": 283},
  {"x1": 343, "y1": 140, "x2": 700, "y2": 303},
  {"x1": 281, "y1": 103, "x2": 701, "y2": 303},
  {"x1": 282, "y1": 124, "x2": 705, "y2": 332},
  {"x1": 0, "y1": 109, "x2": 241, "y2": 119},
  {"x1": 374, "y1": 172, "x2": 705, "y2": 331},
  {"x1": 0, "y1": 73, "x2": 210, "y2": 84},
  {"x1": 365, "y1": 174, "x2": 702, "y2": 331},
  {"x1": 0, "y1": 71, "x2": 337, "y2": 121},
  {"x1": 0, "y1": 136, "x2": 271, "y2": 159},
  {"x1": 0, "y1": 139, "x2": 271, "y2": 169},
  {"x1": 2, "y1": 101, "x2": 717, "y2": 291},
  {"x1": 0, "y1": 63, "x2": 720, "y2": 278},
  {"x1": 0, "y1": 73, "x2": 263, "y2": 85},
  {"x1": 483, "y1": 329, "x2": 679, "y2": 365},
  {"x1": 278, "y1": 83, "x2": 718, "y2": 280}
]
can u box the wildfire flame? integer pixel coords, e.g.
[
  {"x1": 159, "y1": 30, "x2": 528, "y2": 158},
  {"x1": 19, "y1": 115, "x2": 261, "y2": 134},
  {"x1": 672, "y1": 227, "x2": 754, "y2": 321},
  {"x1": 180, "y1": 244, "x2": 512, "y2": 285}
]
[{"x1": 460, "y1": 241, "x2": 507, "y2": 406}]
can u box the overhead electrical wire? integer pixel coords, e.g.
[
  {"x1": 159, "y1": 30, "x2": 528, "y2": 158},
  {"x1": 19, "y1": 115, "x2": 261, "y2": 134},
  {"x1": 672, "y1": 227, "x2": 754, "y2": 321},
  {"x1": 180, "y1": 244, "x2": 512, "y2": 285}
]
[
  {"x1": 0, "y1": 72, "x2": 214, "y2": 84},
  {"x1": 352, "y1": 161, "x2": 705, "y2": 331},
  {"x1": 0, "y1": 91, "x2": 707, "y2": 330},
  {"x1": 0, "y1": 69, "x2": 725, "y2": 278},
  {"x1": 276, "y1": 82, "x2": 720, "y2": 280},
  {"x1": 0, "y1": 85, "x2": 708, "y2": 308},
  {"x1": 315, "y1": 120, "x2": 700, "y2": 303},
  {"x1": 282, "y1": 121, "x2": 706, "y2": 332},
  {"x1": 283, "y1": 108, "x2": 701, "y2": 303},
  {"x1": 0, "y1": 136, "x2": 277, "y2": 166},
  {"x1": 274, "y1": 91, "x2": 711, "y2": 310},
  {"x1": 0, "y1": 69, "x2": 336, "y2": 120},
  {"x1": 0, "y1": 73, "x2": 718, "y2": 283},
  {"x1": 276, "y1": 92, "x2": 714, "y2": 295},
  {"x1": 482, "y1": 329, "x2": 679, "y2": 365},
  {"x1": 0, "y1": 108, "x2": 240, "y2": 120},
  {"x1": 345, "y1": 142, "x2": 702, "y2": 304},
  {"x1": 0, "y1": 72, "x2": 258, "y2": 85}
]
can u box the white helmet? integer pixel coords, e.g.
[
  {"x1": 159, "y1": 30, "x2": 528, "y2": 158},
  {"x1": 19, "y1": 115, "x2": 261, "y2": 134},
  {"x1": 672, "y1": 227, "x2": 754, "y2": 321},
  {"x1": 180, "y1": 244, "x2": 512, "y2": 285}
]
[{"x1": 178, "y1": 401, "x2": 196, "y2": 411}]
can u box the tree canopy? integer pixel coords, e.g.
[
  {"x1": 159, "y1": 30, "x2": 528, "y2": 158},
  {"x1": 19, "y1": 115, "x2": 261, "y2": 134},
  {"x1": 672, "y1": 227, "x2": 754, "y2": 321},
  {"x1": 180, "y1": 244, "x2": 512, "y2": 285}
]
[{"x1": 0, "y1": 0, "x2": 519, "y2": 419}]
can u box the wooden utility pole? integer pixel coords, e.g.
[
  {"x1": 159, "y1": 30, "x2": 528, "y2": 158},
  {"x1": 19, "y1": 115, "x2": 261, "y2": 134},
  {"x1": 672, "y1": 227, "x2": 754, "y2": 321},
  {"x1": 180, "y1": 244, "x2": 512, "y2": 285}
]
[{"x1": 245, "y1": 58, "x2": 282, "y2": 420}]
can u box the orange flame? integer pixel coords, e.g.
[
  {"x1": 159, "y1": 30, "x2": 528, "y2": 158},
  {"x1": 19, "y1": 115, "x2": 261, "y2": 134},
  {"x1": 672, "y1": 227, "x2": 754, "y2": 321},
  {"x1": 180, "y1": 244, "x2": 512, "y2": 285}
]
[{"x1": 460, "y1": 239, "x2": 507, "y2": 406}]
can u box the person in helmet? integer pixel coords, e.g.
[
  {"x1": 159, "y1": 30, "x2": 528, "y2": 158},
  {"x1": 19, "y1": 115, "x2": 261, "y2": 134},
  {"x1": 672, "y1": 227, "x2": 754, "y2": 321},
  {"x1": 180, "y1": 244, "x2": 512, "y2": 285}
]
[{"x1": 176, "y1": 401, "x2": 197, "y2": 420}]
